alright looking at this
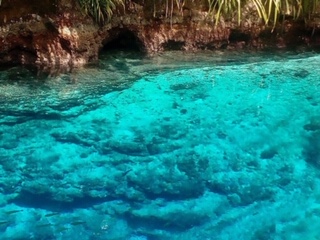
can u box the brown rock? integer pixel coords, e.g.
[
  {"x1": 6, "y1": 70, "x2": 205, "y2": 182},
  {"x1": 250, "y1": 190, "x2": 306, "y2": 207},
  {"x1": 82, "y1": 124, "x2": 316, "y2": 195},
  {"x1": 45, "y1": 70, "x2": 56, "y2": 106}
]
[{"x1": 0, "y1": 0, "x2": 319, "y2": 69}]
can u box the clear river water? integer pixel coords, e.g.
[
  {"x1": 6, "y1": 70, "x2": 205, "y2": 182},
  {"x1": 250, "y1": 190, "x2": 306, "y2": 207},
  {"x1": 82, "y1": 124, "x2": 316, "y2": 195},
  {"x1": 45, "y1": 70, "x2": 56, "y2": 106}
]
[{"x1": 0, "y1": 50, "x2": 320, "y2": 240}]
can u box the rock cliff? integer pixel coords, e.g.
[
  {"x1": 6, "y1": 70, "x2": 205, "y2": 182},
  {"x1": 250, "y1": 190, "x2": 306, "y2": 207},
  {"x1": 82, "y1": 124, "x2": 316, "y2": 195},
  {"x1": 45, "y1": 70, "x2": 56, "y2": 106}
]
[{"x1": 0, "y1": 0, "x2": 319, "y2": 69}]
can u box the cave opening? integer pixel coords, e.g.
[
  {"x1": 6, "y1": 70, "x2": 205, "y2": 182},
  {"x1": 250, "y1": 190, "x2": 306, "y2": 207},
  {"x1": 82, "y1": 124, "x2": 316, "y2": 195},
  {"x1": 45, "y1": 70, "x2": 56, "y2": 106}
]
[
  {"x1": 162, "y1": 40, "x2": 185, "y2": 51},
  {"x1": 100, "y1": 28, "x2": 146, "y2": 68},
  {"x1": 102, "y1": 29, "x2": 144, "y2": 53}
]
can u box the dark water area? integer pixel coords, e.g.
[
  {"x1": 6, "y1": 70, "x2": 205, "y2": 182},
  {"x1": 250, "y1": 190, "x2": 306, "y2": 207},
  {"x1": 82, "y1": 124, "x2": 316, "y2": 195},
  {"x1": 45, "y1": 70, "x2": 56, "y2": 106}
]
[{"x1": 0, "y1": 50, "x2": 320, "y2": 239}]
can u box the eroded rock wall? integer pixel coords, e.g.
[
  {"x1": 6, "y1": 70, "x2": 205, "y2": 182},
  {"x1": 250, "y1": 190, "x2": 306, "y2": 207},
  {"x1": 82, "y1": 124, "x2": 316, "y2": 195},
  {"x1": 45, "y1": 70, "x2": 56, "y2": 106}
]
[
  {"x1": 0, "y1": 0, "x2": 319, "y2": 69},
  {"x1": 0, "y1": 0, "x2": 99, "y2": 70}
]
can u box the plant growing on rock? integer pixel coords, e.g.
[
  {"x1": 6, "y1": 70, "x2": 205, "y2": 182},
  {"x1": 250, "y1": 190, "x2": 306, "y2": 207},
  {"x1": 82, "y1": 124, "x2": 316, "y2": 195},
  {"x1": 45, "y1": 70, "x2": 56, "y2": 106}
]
[
  {"x1": 77, "y1": 0, "x2": 125, "y2": 24},
  {"x1": 1, "y1": 0, "x2": 318, "y2": 26},
  {"x1": 207, "y1": 0, "x2": 320, "y2": 27}
]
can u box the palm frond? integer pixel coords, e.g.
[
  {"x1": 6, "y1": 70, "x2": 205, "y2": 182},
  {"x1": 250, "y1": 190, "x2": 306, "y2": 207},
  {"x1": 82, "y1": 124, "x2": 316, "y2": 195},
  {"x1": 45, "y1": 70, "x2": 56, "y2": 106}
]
[
  {"x1": 77, "y1": 0, "x2": 124, "y2": 24},
  {"x1": 207, "y1": 0, "x2": 320, "y2": 27},
  {"x1": 73, "y1": 0, "x2": 320, "y2": 27},
  {"x1": 207, "y1": 0, "x2": 242, "y2": 25}
]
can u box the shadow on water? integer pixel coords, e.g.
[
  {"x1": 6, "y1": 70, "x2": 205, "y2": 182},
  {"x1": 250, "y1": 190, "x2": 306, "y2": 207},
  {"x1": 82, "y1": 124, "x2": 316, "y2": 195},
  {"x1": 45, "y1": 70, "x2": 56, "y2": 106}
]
[{"x1": 11, "y1": 191, "x2": 115, "y2": 212}]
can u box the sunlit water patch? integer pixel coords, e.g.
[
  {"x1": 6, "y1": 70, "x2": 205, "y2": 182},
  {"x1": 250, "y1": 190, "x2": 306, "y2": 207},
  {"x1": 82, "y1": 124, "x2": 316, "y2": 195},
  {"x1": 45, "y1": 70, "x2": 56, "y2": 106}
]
[{"x1": 0, "y1": 51, "x2": 320, "y2": 240}]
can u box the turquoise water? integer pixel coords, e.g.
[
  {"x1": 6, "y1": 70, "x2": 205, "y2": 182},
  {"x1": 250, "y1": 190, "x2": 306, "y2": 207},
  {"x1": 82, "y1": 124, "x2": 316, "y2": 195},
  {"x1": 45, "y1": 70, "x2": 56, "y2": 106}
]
[{"x1": 0, "y1": 50, "x2": 320, "y2": 240}]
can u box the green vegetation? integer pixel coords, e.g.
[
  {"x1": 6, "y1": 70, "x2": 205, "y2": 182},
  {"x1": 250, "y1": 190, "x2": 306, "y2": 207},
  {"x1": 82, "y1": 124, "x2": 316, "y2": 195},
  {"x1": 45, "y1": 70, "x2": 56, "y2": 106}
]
[
  {"x1": 0, "y1": 0, "x2": 319, "y2": 26},
  {"x1": 76, "y1": 0, "x2": 319, "y2": 26},
  {"x1": 77, "y1": 0, "x2": 125, "y2": 24},
  {"x1": 207, "y1": 0, "x2": 320, "y2": 27}
]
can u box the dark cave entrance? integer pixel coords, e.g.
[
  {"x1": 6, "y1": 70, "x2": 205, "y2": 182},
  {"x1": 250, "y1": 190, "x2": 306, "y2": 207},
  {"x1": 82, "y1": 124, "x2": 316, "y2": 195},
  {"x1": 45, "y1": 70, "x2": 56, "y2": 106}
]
[
  {"x1": 162, "y1": 40, "x2": 185, "y2": 51},
  {"x1": 102, "y1": 29, "x2": 144, "y2": 53}
]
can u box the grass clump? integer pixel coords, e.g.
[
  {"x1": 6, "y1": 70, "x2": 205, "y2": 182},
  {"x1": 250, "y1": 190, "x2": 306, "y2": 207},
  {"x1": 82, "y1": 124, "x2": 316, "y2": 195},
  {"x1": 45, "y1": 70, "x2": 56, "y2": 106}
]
[{"x1": 77, "y1": 0, "x2": 125, "y2": 24}]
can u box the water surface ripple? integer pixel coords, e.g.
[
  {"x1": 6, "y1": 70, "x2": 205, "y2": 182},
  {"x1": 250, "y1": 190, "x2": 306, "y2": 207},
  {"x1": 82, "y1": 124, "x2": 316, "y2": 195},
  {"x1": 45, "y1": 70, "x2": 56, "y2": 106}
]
[{"x1": 0, "y1": 50, "x2": 319, "y2": 240}]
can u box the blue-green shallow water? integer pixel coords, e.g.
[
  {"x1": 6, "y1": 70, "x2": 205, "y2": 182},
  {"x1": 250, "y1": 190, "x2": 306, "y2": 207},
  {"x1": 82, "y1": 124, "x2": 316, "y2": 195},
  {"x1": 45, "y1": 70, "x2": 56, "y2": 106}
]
[{"x1": 0, "y1": 50, "x2": 320, "y2": 240}]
